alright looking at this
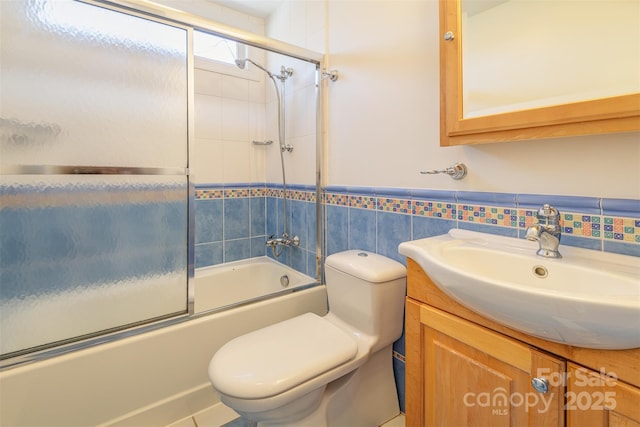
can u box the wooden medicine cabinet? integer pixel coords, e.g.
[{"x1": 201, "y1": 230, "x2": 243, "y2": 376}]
[{"x1": 439, "y1": 0, "x2": 640, "y2": 146}]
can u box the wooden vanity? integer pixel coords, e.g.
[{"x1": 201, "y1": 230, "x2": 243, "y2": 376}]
[{"x1": 405, "y1": 258, "x2": 640, "y2": 426}]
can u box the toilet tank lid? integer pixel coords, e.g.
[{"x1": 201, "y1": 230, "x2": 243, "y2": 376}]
[
  {"x1": 209, "y1": 313, "x2": 358, "y2": 400},
  {"x1": 325, "y1": 250, "x2": 406, "y2": 283}
]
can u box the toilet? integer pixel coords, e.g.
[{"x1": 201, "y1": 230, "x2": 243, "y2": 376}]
[{"x1": 208, "y1": 250, "x2": 407, "y2": 426}]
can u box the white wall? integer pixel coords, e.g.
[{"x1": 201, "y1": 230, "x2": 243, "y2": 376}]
[
  {"x1": 154, "y1": 0, "x2": 266, "y2": 32},
  {"x1": 165, "y1": 0, "x2": 640, "y2": 199},
  {"x1": 324, "y1": 0, "x2": 639, "y2": 199}
]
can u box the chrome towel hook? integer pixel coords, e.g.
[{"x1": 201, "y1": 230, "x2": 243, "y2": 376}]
[
  {"x1": 420, "y1": 162, "x2": 467, "y2": 180},
  {"x1": 321, "y1": 69, "x2": 339, "y2": 81}
]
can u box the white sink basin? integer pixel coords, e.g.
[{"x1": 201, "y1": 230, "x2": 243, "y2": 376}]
[{"x1": 399, "y1": 229, "x2": 640, "y2": 350}]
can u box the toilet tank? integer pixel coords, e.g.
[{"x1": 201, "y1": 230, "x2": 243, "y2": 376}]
[{"x1": 324, "y1": 250, "x2": 406, "y2": 352}]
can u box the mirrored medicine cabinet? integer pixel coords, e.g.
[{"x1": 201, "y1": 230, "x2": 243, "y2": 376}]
[{"x1": 439, "y1": 0, "x2": 640, "y2": 146}]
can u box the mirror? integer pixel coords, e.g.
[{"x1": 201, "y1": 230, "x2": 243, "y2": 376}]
[{"x1": 440, "y1": 0, "x2": 640, "y2": 146}]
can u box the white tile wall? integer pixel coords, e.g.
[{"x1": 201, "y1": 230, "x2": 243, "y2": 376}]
[
  {"x1": 222, "y1": 98, "x2": 249, "y2": 141},
  {"x1": 193, "y1": 138, "x2": 224, "y2": 183},
  {"x1": 159, "y1": 0, "x2": 324, "y2": 189},
  {"x1": 221, "y1": 75, "x2": 249, "y2": 100},
  {"x1": 195, "y1": 68, "x2": 223, "y2": 96},
  {"x1": 195, "y1": 94, "x2": 223, "y2": 141}
]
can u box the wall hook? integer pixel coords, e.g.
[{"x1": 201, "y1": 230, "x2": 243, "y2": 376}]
[
  {"x1": 321, "y1": 69, "x2": 339, "y2": 82},
  {"x1": 420, "y1": 162, "x2": 467, "y2": 180}
]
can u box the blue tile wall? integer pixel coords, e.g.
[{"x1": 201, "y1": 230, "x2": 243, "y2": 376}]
[
  {"x1": 195, "y1": 183, "x2": 639, "y2": 415},
  {"x1": 324, "y1": 187, "x2": 640, "y2": 258},
  {"x1": 195, "y1": 183, "x2": 318, "y2": 278},
  {"x1": 324, "y1": 185, "x2": 640, "y2": 413}
]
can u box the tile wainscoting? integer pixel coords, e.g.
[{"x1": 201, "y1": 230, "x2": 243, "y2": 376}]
[
  {"x1": 195, "y1": 183, "x2": 318, "y2": 278},
  {"x1": 324, "y1": 186, "x2": 640, "y2": 262},
  {"x1": 195, "y1": 183, "x2": 639, "y2": 413},
  {"x1": 324, "y1": 186, "x2": 638, "y2": 413}
]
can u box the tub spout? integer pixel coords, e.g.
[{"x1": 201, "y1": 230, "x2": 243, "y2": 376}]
[
  {"x1": 266, "y1": 233, "x2": 300, "y2": 258},
  {"x1": 266, "y1": 233, "x2": 300, "y2": 248}
]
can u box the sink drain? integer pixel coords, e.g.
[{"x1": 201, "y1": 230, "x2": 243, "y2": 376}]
[{"x1": 532, "y1": 265, "x2": 548, "y2": 278}]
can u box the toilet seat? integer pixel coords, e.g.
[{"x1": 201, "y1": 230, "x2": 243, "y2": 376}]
[{"x1": 209, "y1": 313, "x2": 358, "y2": 400}]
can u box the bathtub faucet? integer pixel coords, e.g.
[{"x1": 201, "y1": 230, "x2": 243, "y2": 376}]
[
  {"x1": 266, "y1": 233, "x2": 300, "y2": 249},
  {"x1": 525, "y1": 204, "x2": 562, "y2": 259}
]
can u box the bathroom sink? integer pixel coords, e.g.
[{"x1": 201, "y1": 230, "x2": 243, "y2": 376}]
[{"x1": 399, "y1": 229, "x2": 640, "y2": 350}]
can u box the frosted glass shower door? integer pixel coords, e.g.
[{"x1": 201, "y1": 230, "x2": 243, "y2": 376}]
[{"x1": 0, "y1": 1, "x2": 191, "y2": 357}]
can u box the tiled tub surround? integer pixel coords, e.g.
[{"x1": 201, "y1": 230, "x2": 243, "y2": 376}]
[
  {"x1": 195, "y1": 183, "x2": 318, "y2": 278},
  {"x1": 325, "y1": 186, "x2": 639, "y2": 413}
]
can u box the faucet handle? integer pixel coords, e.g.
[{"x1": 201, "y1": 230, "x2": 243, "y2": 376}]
[{"x1": 536, "y1": 204, "x2": 560, "y2": 224}]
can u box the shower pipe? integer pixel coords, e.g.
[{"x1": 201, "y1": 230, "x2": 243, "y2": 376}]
[{"x1": 235, "y1": 58, "x2": 298, "y2": 258}]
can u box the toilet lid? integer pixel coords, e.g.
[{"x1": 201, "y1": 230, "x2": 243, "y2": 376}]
[{"x1": 209, "y1": 313, "x2": 358, "y2": 399}]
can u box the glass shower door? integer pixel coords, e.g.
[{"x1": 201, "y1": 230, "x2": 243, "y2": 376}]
[{"x1": 0, "y1": 0, "x2": 191, "y2": 358}]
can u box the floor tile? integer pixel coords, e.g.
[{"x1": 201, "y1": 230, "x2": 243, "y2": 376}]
[
  {"x1": 381, "y1": 414, "x2": 405, "y2": 427},
  {"x1": 192, "y1": 404, "x2": 239, "y2": 427}
]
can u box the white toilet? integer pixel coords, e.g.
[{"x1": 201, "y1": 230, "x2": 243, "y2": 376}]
[{"x1": 208, "y1": 250, "x2": 407, "y2": 426}]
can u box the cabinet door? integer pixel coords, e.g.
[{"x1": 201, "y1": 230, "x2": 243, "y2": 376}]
[
  {"x1": 567, "y1": 363, "x2": 640, "y2": 427},
  {"x1": 407, "y1": 301, "x2": 564, "y2": 426}
]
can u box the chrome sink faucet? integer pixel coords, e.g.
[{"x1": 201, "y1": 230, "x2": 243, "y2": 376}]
[{"x1": 525, "y1": 204, "x2": 562, "y2": 258}]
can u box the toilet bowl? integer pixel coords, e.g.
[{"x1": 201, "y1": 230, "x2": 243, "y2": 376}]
[{"x1": 208, "y1": 250, "x2": 407, "y2": 426}]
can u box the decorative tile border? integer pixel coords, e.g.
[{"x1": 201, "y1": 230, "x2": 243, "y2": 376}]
[
  {"x1": 324, "y1": 186, "x2": 640, "y2": 254},
  {"x1": 413, "y1": 201, "x2": 457, "y2": 219},
  {"x1": 196, "y1": 184, "x2": 315, "y2": 202},
  {"x1": 460, "y1": 205, "x2": 517, "y2": 227},
  {"x1": 266, "y1": 187, "x2": 282, "y2": 198},
  {"x1": 195, "y1": 188, "x2": 223, "y2": 199},
  {"x1": 604, "y1": 217, "x2": 639, "y2": 243},
  {"x1": 224, "y1": 188, "x2": 250, "y2": 198},
  {"x1": 563, "y1": 213, "x2": 601, "y2": 238},
  {"x1": 378, "y1": 197, "x2": 411, "y2": 214},
  {"x1": 290, "y1": 189, "x2": 316, "y2": 202},
  {"x1": 251, "y1": 187, "x2": 267, "y2": 197},
  {"x1": 324, "y1": 192, "x2": 348, "y2": 206},
  {"x1": 349, "y1": 195, "x2": 376, "y2": 209},
  {"x1": 196, "y1": 184, "x2": 639, "y2": 253}
]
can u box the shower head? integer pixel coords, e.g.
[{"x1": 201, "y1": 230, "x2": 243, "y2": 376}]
[{"x1": 234, "y1": 58, "x2": 274, "y2": 78}]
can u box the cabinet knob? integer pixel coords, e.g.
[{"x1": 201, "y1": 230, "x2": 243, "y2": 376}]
[
  {"x1": 531, "y1": 377, "x2": 549, "y2": 393},
  {"x1": 443, "y1": 31, "x2": 455, "y2": 41}
]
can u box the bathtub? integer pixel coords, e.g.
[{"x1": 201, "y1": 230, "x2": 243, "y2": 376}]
[
  {"x1": 194, "y1": 257, "x2": 318, "y2": 314},
  {"x1": 0, "y1": 258, "x2": 327, "y2": 427}
]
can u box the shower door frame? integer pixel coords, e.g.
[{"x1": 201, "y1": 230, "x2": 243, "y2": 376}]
[
  {"x1": 109, "y1": 0, "x2": 327, "y2": 282},
  {"x1": 1, "y1": 0, "x2": 326, "y2": 370}
]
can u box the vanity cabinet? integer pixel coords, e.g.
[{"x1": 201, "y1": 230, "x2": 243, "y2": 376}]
[
  {"x1": 566, "y1": 364, "x2": 640, "y2": 427},
  {"x1": 415, "y1": 302, "x2": 565, "y2": 426},
  {"x1": 405, "y1": 258, "x2": 640, "y2": 427}
]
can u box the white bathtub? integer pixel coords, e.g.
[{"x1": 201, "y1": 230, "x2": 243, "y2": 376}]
[
  {"x1": 194, "y1": 257, "x2": 317, "y2": 314},
  {"x1": 0, "y1": 259, "x2": 327, "y2": 427}
]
